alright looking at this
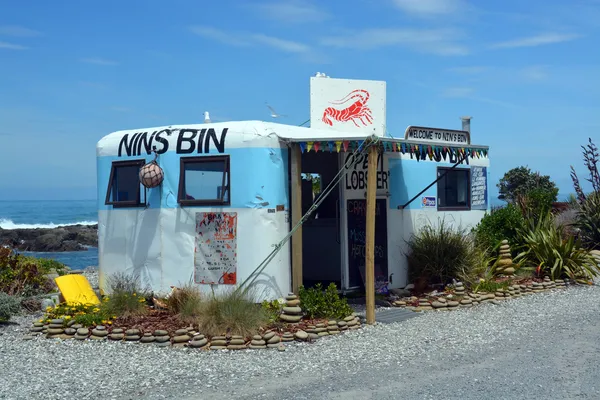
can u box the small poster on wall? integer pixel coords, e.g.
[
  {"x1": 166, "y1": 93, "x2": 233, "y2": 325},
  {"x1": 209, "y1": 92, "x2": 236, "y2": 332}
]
[
  {"x1": 194, "y1": 212, "x2": 238, "y2": 285},
  {"x1": 471, "y1": 166, "x2": 488, "y2": 210}
]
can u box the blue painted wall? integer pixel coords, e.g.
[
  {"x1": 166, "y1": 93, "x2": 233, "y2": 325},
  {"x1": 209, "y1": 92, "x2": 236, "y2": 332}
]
[{"x1": 97, "y1": 147, "x2": 289, "y2": 211}]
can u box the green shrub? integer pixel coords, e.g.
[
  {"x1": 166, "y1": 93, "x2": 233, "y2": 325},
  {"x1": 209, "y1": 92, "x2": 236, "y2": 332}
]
[
  {"x1": 473, "y1": 204, "x2": 525, "y2": 252},
  {"x1": 166, "y1": 283, "x2": 203, "y2": 323},
  {"x1": 102, "y1": 272, "x2": 148, "y2": 318},
  {"x1": 515, "y1": 213, "x2": 600, "y2": 281},
  {"x1": 0, "y1": 248, "x2": 57, "y2": 296},
  {"x1": 44, "y1": 302, "x2": 113, "y2": 327},
  {"x1": 298, "y1": 282, "x2": 353, "y2": 320},
  {"x1": 261, "y1": 299, "x2": 283, "y2": 324},
  {"x1": 36, "y1": 258, "x2": 69, "y2": 276},
  {"x1": 407, "y1": 218, "x2": 484, "y2": 287},
  {"x1": 517, "y1": 187, "x2": 556, "y2": 220},
  {"x1": 0, "y1": 292, "x2": 21, "y2": 322},
  {"x1": 197, "y1": 289, "x2": 268, "y2": 337}
]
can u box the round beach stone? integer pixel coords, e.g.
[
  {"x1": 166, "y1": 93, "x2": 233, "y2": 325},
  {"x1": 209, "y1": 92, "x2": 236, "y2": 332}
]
[
  {"x1": 33, "y1": 322, "x2": 44, "y2": 328},
  {"x1": 252, "y1": 335, "x2": 262, "y2": 341},
  {"x1": 48, "y1": 323, "x2": 64, "y2": 329},
  {"x1": 212, "y1": 336, "x2": 226, "y2": 341},
  {"x1": 251, "y1": 339, "x2": 266, "y2": 346},
  {"x1": 174, "y1": 329, "x2": 189, "y2": 336},
  {"x1": 211, "y1": 339, "x2": 227, "y2": 346},
  {"x1": 155, "y1": 335, "x2": 170, "y2": 343},
  {"x1": 92, "y1": 329, "x2": 108, "y2": 337},
  {"x1": 337, "y1": 321, "x2": 347, "y2": 327},
  {"x1": 125, "y1": 329, "x2": 140, "y2": 336},
  {"x1": 154, "y1": 330, "x2": 168, "y2": 336},
  {"x1": 267, "y1": 335, "x2": 281, "y2": 344},
  {"x1": 317, "y1": 331, "x2": 329, "y2": 337},
  {"x1": 431, "y1": 301, "x2": 447, "y2": 308},
  {"x1": 447, "y1": 301, "x2": 459, "y2": 307},
  {"x1": 282, "y1": 333, "x2": 294, "y2": 342},
  {"x1": 173, "y1": 335, "x2": 190, "y2": 343},
  {"x1": 343, "y1": 316, "x2": 354, "y2": 322},
  {"x1": 89, "y1": 335, "x2": 106, "y2": 340},
  {"x1": 285, "y1": 294, "x2": 297, "y2": 301},
  {"x1": 30, "y1": 327, "x2": 44, "y2": 333},
  {"x1": 111, "y1": 328, "x2": 124, "y2": 334},
  {"x1": 156, "y1": 341, "x2": 171, "y2": 348},
  {"x1": 193, "y1": 334, "x2": 205, "y2": 341},
  {"x1": 285, "y1": 299, "x2": 300, "y2": 307},
  {"x1": 282, "y1": 306, "x2": 302, "y2": 315},
  {"x1": 50, "y1": 319, "x2": 64, "y2": 325},
  {"x1": 229, "y1": 338, "x2": 245, "y2": 346},
  {"x1": 280, "y1": 314, "x2": 302, "y2": 323},
  {"x1": 140, "y1": 336, "x2": 155, "y2": 343},
  {"x1": 67, "y1": 320, "x2": 76, "y2": 327},
  {"x1": 189, "y1": 338, "x2": 208, "y2": 348},
  {"x1": 263, "y1": 331, "x2": 276, "y2": 340},
  {"x1": 64, "y1": 328, "x2": 76, "y2": 335},
  {"x1": 125, "y1": 335, "x2": 140, "y2": 341},
  {"x1": 249, "y1": 344, "x2": 266, "y2": 349},
  {"x1": 295, "y1": 330, "x2": 308, "y2": 340},
  {"x1": 95, "y1": 325, "x2": 106, "y2": 330},
  {"x1": 76, "y1": 328, "x2": 89, "y2": 336},
  {"x1": 47, "y1": 328, "x2": 64, "y2": 335},
  {"x1": 227, "y1": 344, "x2": 247, "y2": 350},
  {"x1": 74, "y1": 335, "x2": 87, "y2": 340},
  {"x1": 71, "y1": 324, "x2": 83, "y2": 329},
  {"x1": 109, "y1": 333, "x2": 124, "y2": 340}
]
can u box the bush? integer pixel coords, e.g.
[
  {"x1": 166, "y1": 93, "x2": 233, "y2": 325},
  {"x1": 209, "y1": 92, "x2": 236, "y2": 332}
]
[
  {"x1": 575, "y1": 192, "x2": 600, "y2": 250},
  {"x1": 515, "y1": 213, "x2": 600, "y2": 281},
  {"x1": 516, "y1": 187, "x2": 555, "y2": 220},
  {"x1": 473, "y1": 204, "x2": 525, "y2": 252},
  {"x1": 261, "y1": 299, "x2": 283, "y2": 324},
  {"x1": 0, "y1": 248, "x2": 58, "y2": 296},
  {"x1": 298, "y1": 282, "x2": 353, "y2": 320},
  {"x1": 166, "y1": 283, "x2": 202, "y2": 323},
  {"x1": 0, "y1": 292, "x2": 21, "y2": 322},
  {"x1": 197, "y1": 288, "x2": 268, "y2": 337},
  {"x1": 44, "y1": 302, "x2": 113, "y2": 327},
  {"x1": 102, "y1": 272, "x2": 148, "y2": 318},
  {"x1": 407, "y1": 218, "x2": 484, "y2": 287}
]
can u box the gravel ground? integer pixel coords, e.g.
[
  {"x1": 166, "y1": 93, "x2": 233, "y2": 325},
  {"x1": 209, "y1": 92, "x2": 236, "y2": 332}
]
[{"x1": 1, "y1": 284, "x2": 600, "y2": 400}]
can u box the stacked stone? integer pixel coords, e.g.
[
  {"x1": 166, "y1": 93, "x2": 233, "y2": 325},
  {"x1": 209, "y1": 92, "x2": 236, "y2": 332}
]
[
  {"x1": 519, "y1": 285, "x2": 528, "y2": 295},
  {"x1": 125, "y1": 328, "x2": 141, "y2": 341},
  {"x1": 304, "y1": 325, "x2": 320, "y2": 340},
  {"x1": 524, "y1": 284, "x2": 533, "y2": 294},
  {"x1": 478, "y1": 293, "x2": 496, "y2": 303},
  {"x1": 468, "y1": 293, "x2": 480, "y2": 305},
  {"x1": 294, "y1": 330, "x2": 309, "y2": 341},
  {"x1": 109, "y1": 328, "x2": 125, "y2": 341},
  {"x1": 42, "y1": 323, "x2": 49, "y2": 335},
  {"x1": 495, "y1": 288, "x2": 508, "y2": 300},
  {"x1": 337, "y1": 320, "x2": 349, "y2": 331},
  {"x1": 345, "y1": 314, "x2": 361, "y2": 330},
  {"x1": 532, "y1": 282, "x2": 544, "y2": 293},
  {"x1": 250, "y1": 334, "x2": 266, "y2": 349},
  {"x1": 327, "y1": 320, "x2": 341, "y2": 334},
  {"x1": 281, "y1": 332, "x2": 295, "y2": 342},
  {"x1": 497, "y1": 240, "x2": 515, "y2": 275},
  {"x1": 507, "y1": 286, "x2": 516, "y2": 297},
  {"x1": 315, "y1": 323, "x2": 329, "y2": 336},
  {"x1": 454, "y1": 282, "x2": 466, "y2": 296},
  {"x1": 90, "y1": 325, "x2": 108, "y2": 340},
  {"x1": 431, "y1": 298, "x2": 448, "y2": 310},
  {"x1": 172, "y1": 329, "x2": 191, "y2": 347},
  {"x1": 154, "y1": 330, "x2": 170, "y2": 347},
  {"x1": 393, "y1": 300, "x2": 407, "y2": 307},
  {"x1": 189, "y1": 334, "x2": 208, "y2": 348},
  {"x1": 280, "y1": 293, "x2": 303, "y2": 323},
  {"x1": 30, "y1": 322, "x2": 44, "y2": 336},
  {"x1": 542, "y1": 276, "x2": 555, "y2": 289},
  {"x1": 226, "y1": 335, "x2": 246, "y2": 350},
  {"x1": 64, "y1": 327, "x2": 76, "y2": 338},
  {"x1": 417, "y1": 299, "x2": 433, "y2": 311},
  {"x1": 140, "y1": 332, "x2": 155, "y2": 343},
  {"x1": 510, "y1": 285, "x2": 522, "y2": 297},
  {"x1": 208, "y1": 335, "x2": 226, "y2": 350},
  {"x1": 46, "y1": 318, "x2": 65, "y2": 338},
  {"x1": 555, "y1": 279, "x2": 566, "y2": 288},
  {"x1": 460, "y1": 298, "x2": 473, "y2": 307},
  {"x1": 74, "y1": 327, "x2": 89, "y2": 340},
  {"x1": 263, "y1": 331, "x2": 282, "y2": 348}
]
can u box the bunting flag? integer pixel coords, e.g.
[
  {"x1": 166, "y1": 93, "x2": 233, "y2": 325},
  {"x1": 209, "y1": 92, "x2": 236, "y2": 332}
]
[{"x1": 294, "y1": 140, "x2": 489, "y2": 158}]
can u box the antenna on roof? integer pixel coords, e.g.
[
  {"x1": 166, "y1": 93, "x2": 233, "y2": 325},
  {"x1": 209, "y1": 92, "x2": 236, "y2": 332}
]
[{"x1": 204, "y1": 111, "x2": 211, "y2": 123}]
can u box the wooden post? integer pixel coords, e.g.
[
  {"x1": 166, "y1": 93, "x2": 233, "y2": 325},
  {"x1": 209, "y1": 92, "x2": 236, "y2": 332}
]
[
  {"x1": 365, "y1": 143, "x2": 378, "y2": 325},
  {"x1": 291, "y1": 144, "x2": 303, "y2": 294}
]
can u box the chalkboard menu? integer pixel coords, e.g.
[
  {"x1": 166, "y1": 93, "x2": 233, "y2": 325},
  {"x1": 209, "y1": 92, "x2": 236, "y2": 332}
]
[
  {"x1": 471, "y1": 166, "x2": 488, "y2": 210},
  {"x1": 346, "y1": 199, "x2": 388, "y2": 291}
]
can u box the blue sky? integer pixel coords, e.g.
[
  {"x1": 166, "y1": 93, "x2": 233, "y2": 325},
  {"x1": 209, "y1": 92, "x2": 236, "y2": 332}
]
[{"x1": 1, "y1": 0, "x2": 599, "y2": 201}]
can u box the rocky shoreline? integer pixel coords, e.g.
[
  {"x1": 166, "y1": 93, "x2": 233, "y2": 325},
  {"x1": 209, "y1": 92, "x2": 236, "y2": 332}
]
[{"x1": 0, "y1": 224, "x2": 98, "y2": 252}]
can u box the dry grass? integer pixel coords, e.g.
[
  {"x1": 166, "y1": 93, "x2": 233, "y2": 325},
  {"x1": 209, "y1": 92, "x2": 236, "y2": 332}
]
[
  {"x1": 166, "y1": 283, "x2": 203, "y2": 324},
  {"x1": 196, "y1": 288, "x2": 268, "y2": 337}
]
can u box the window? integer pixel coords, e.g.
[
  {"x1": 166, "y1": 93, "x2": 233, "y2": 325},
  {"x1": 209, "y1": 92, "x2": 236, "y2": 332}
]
[
  {"x1": 178, "y1": 155, "x2": 230, "y2": 206},
  {"x1": 105, "y1": 160, "x2": 146, "y2": 207},
  {"x1": 437, "y1": 167, "x2": 470, "y2": 210}
]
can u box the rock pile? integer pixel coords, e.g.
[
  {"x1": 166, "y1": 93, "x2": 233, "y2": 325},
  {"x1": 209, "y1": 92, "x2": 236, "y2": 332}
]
[
  {"x1": 454, "y1": 282, "x2": 466, "y2": 296},
  {"x1": 154, "y1": 330, "x2": 170, "y2": 347},
  {"x1": 189, "y1": 334, "x2": 208, "y2": 348},
  {"x1": 125, "y1": 329, "x2": 141, "y2": 341},
  {"x1": 172, "y1": 329, "x2": 191, "y2": 347},
  {"x1": 90, "y1": 325, "x2": 108, "y2": 340},
  {"x1": 109, "y1": 328, "x2": 124, "y2": 341},
  {"x1": 497, "y1": 240, "x2": 515, "y2": 275},
  {"x1": 280, "y1": 293, "x2": 303, "y2": 323},
  {"x1": 46, "y1": 319, "x2": 64, "y2": 338},
  {"x1": 74, "y1": 328, "x2": 88, "y2": 340}
]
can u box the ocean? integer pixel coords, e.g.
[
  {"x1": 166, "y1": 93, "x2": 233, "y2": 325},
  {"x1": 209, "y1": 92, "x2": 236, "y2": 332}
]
[{"x1": 0, "y1": 200, "x2": 98, "y2": 270}]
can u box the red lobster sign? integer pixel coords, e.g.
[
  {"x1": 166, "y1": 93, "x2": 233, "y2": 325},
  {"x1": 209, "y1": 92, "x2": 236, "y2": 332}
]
[{"x1": 322, "y1": 89, "x2": 373, "y2": 128}]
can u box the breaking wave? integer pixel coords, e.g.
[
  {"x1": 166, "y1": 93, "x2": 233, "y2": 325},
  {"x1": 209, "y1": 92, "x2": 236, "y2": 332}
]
[{"x1": 0, "y1": 219, "x2": 97, "y2": 230}]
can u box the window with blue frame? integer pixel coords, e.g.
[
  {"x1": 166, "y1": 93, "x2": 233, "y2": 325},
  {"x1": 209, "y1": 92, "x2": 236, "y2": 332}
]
[
  {"x1": 437, "y1": 167, "x2": 470, "y2": 210},
  {"x1": 178, "y1": 155, "x2": 230, "y2": 206},
  {"x1": 105, "y1": 159, "x2": 146, "y2": 207}
]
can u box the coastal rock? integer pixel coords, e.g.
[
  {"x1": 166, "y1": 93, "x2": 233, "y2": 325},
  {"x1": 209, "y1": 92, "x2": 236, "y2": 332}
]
[{"x1": 0, "y1": 224, "x2": 98, "y2": 252}]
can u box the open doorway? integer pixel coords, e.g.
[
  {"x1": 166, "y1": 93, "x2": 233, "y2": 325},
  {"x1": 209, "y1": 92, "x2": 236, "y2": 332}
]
[{"x1": 298, "y1": 151, "x2": 342, "y2": 289}]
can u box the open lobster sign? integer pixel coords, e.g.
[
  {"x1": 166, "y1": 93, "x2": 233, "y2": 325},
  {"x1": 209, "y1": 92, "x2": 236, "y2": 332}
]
[{"x1": 309, "y1": 77, "x2": 386, "y2": 137}]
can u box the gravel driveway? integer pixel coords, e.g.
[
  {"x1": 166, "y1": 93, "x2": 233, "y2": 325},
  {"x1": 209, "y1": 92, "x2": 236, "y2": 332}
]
[{"x1": 1, "y1": 284, "x2": 599, "y2": 400}]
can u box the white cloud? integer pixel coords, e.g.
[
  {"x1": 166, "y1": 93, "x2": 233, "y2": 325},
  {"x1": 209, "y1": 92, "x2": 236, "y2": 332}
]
[
  {"x1": 189, "y1": 26, "x2": 315, "y2": 55},
  {"x1": 320, "y1": 28, "x2": 469, "y2": 56},
  {"x1": 252, "y1": 1, "x2": 329, "y2": 23},
  {"x1": 392, "y1": 0, "x2": 466, "y2": 16},
  {"x1": 80, "y1": 57, "x2": 119, "y2": 66},
  {"x1": 0, "y1": 25, "x2": 41, "y2": 37},
  {"x1": 0, "y1": 41, "x2": 27, "y2": 50},
  {"x1": 490, "y1": 33, "x2": 581, "y2": 49}
]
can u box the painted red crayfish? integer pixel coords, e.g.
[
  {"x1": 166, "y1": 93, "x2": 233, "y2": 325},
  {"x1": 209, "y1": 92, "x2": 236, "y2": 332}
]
[{"x1": 322, "y1": 89, "x2": 373, "y2": 128}]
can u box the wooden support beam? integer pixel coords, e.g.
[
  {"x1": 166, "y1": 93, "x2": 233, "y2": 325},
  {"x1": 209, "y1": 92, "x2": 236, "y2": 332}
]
[
  {"x1": 365, "y1": 144, "x2": 378, "y2": 325},
  {"x1": 290, "y1": 144, "x2": 303, "y2": 294}
]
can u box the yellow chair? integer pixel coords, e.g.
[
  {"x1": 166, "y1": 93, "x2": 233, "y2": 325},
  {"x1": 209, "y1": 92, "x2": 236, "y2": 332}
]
[{"x1": 54, "y1": 274, "x2": 100, "y2": 305}]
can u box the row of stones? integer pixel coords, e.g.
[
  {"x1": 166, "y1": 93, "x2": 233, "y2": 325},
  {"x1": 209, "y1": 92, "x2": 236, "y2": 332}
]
[
  {"x1": 393, "y1": 277, "x2": 568, "y2": 311},
  {"x1": 26, "y1": 315, "x2": 363, "y2": 348}
]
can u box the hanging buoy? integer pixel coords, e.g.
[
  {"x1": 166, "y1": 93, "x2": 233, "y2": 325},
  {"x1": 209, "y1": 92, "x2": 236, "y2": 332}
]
[{"x1": 139, "y1": 150, "x2": 164, "y2": 188}]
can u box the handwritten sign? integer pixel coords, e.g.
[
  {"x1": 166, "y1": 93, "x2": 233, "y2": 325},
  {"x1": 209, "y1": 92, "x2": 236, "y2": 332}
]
[
  {"x1": 346, "y1": 199, "x2": 388, "y2": 293},
  {"x1": 470, "y1": 166, "x2": 488, "y2": 210},
  {"x1": 194, "y1": 212, "x2": 238, "y2": 285},
  {"x1": 404, "y1": 126, "x2": 470, "y2": 145}
]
